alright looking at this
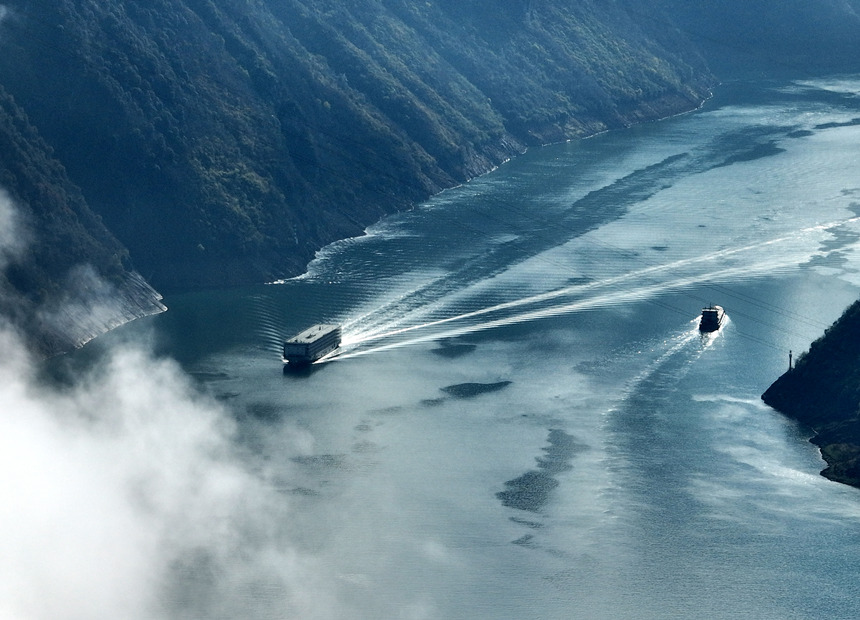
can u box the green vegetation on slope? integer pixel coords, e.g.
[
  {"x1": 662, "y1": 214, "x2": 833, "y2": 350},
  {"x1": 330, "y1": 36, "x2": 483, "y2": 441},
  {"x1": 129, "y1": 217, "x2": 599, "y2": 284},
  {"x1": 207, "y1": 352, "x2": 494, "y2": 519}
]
[
  {"x1": 0, "y1": 0, "x2": 713, "y2": 291},
  {"x1": 0, "y1": 86, "x2": 163, "y2": 355}
]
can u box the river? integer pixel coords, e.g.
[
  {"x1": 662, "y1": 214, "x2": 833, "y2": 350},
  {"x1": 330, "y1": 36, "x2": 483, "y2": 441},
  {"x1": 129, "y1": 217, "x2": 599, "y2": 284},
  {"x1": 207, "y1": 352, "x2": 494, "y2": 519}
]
[{"x1": 60, "y1": 76, "x2": 860, "y2": 619}]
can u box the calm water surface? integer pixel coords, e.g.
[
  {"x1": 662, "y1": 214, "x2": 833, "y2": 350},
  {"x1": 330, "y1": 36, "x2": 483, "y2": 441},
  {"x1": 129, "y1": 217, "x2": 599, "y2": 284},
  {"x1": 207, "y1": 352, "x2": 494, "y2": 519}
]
[{"x1": 98, "y1": 76, "x2": 860, "y2": 619}]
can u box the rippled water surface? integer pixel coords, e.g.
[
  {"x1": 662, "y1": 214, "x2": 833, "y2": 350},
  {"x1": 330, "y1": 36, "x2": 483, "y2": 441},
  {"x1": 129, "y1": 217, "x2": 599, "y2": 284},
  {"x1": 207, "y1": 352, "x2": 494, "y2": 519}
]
[{"x1": 113, "y1": 77, "x2": 860, "y2": 619}]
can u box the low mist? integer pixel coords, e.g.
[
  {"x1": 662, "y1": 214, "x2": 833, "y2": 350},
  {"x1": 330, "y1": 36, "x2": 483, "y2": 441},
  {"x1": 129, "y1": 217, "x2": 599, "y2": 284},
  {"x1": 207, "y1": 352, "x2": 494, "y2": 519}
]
[
  {"x1": 0, "y1": 193, "x2": 331, "y2": 619},
  {"x1": 0, "y1": 324, "x2": 322, "y2": 619},
  {"x1": 0, "y1": 189, "x2": 27, "y2": 270}
]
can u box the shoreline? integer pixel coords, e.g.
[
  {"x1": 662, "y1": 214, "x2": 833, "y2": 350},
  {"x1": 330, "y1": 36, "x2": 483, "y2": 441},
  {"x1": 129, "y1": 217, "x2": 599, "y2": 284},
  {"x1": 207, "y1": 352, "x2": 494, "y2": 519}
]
[{"x1": 70, "y1": 83, "x2": 717, "y2": 356}]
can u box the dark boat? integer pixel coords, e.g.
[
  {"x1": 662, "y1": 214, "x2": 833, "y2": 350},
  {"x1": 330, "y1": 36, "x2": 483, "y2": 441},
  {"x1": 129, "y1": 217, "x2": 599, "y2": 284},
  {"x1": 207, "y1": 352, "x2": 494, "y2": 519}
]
[
  {"x1": 699, "y1": 305, "x2": 725, "y2": 333},
  {"x1": 283, "y1": 324, "x2": 342, "y2": 365}
]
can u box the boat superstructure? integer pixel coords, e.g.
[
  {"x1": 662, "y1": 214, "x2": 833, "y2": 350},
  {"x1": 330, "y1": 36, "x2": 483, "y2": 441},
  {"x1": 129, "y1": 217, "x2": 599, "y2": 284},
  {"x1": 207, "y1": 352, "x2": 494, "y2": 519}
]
[
  {"x1": 699, "y1": 305, "x2": 725, "y2": 333},
  {"x1": 283, "y1": 324, "x2": 342, "y2": 365}
]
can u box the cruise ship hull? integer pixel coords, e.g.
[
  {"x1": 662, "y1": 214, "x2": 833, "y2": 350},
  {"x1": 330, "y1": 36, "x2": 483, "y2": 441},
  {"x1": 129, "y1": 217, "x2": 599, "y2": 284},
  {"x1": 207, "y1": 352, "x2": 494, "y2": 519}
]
[{"x1": 283, "y1": 324, "x2": 342, "y2": 365}]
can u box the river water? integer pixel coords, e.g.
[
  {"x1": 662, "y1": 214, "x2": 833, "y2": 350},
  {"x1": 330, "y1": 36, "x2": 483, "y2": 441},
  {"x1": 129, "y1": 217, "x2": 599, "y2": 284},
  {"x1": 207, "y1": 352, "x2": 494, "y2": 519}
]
[{"x1": 77, "y1": 76, "x2": 860, "y2": 619}]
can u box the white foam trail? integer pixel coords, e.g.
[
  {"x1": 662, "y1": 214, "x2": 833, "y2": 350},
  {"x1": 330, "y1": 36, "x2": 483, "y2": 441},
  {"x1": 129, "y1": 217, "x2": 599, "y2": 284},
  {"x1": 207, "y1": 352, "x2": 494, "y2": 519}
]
[
  {"x1": 614, "y1": 324, "x2": 704, "y2": 398},
  {"x1": 334, "y1": 216, "x2": 848, "y2": 359}
]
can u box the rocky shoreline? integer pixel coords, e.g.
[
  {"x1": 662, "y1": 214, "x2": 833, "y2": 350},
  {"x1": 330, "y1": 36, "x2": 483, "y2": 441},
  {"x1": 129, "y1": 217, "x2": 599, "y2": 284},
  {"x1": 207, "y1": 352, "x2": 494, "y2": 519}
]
[{"x1": 761, "y1": 299, "x2": 860, "y2": 489}]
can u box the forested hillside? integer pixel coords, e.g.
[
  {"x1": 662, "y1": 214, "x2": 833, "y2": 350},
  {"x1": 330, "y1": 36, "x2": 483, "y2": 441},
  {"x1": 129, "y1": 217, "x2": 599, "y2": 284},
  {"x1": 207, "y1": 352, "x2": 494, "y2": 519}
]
[
  {"x1": 659, "y1": 0, "x2": 860, "y2": 73},
  {"x1": 0, "y1": 0, "x2": 712, "y2": 291},
  {"x1": 0, "y1": 86, "x2": 165, "y2": 356},
  {"x1": 763, "y1": 301, "x2": 860, "y2": 487},
  {"x1": 0, "y1": 0, "x2": 857, "y2": 354}
]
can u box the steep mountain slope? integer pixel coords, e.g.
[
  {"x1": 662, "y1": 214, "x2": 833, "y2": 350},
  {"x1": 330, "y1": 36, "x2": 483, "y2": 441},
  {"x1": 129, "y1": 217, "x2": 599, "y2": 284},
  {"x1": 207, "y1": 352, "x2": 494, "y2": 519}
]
[
  {"x1": 0, "y1": 0, "x2": 712, "y2": 296},
  {"x1": 0, "y1": 86, "x2": 164, "y2": 356}
]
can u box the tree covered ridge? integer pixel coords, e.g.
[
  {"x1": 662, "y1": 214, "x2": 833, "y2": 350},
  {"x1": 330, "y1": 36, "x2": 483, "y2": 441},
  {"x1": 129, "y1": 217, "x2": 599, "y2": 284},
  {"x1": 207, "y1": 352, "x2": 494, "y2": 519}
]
[
  {"x1": 0, "y1": 86, "x2": 164, "y2": 356},
  {"x1": 0, "y1": 0, "x2": 713, "y2": 294}
]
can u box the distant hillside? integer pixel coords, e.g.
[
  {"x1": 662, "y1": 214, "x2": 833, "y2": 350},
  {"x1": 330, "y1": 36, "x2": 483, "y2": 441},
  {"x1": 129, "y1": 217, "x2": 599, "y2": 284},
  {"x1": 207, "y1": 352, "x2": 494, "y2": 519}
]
[
  {"x1": 763, "y1": 300, "x2": 860, "y2": 487},
  {"x1": 659, "y1": 0, "x2": 860, "y2": 74}
]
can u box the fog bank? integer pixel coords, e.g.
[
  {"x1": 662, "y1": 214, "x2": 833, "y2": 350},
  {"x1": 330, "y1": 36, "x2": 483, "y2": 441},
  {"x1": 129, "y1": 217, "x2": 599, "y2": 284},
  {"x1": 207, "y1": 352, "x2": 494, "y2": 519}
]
[{"x1": 0, "y1": 192, "x2": 331, "y2": 619}]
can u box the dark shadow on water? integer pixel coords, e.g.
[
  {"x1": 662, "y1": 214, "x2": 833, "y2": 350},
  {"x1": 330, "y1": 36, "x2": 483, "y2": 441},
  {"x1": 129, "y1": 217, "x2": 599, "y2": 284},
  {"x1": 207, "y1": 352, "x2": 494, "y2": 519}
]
[
  {"x1": 291, "y1": 454, "x2": 348, "y2": 470},
  {"x1": 565, "y1": 276, "x2": 593, "y2": 286},
  {"x1": 815, "y1": 117, "x2": 860, "y2": 130},
  {"x1": 214, "y1": 391, "x2": 240, "y2": 402},
  {"x1": 512, "y1": 534, "x2": 536, "y2": 547},
  {"x1": 498, "y1": 471, "x2": 560, "y2": 513},
  {"x1": 715, "y1": 139, "x2": 785, "y2": 167},
  {"x1": 818, "y1": 225, "x2": 860, "y2": 253},
  {"x1": 282, "y1": 361, "x2": 327, "y2": 378},
  {"x1": 510, "y1": 516, "x2": 543, "y2": 529},
  {"x1": 431, "y1": 338, "x2": 478, "y2": 359},
  {"x1": 497, "y1": 429, "x2": 586, "y2": 513},
  {"x1": 242, "y1": 401, "x2": 281, "y2": 422},
  {"x1": 441, "y1": 381, "x2": 512, "y2": 398}
]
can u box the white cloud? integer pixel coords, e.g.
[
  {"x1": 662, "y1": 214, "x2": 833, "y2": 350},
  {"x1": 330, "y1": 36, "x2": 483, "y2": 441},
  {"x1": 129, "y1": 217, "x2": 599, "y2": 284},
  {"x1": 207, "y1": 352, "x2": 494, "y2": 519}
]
[
  {"x1": 0, "y1": 187, "x2": 362, "y2": 619},
  {"x1": 0, "y1": 188, "x2": 336, "y2": 620},
  {"x1": 0, "y1": 327, "x2": 312, "y2": 620}
]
